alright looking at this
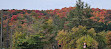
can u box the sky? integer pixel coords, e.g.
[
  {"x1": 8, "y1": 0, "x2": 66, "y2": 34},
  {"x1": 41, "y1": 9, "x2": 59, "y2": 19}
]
[{"x1": 0, "y1": 0, "x2": 111, "y2": 10}]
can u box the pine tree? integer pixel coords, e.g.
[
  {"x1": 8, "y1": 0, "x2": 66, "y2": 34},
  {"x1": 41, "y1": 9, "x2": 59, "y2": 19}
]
[{"x1": 67, "y1": 0, "x2": 105, "y2": 32}]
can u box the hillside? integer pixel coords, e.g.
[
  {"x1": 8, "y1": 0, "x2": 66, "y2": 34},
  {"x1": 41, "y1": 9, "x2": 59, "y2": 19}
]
[{"x1": 0, "y1": 1, "x2": 111, "y2": 48}]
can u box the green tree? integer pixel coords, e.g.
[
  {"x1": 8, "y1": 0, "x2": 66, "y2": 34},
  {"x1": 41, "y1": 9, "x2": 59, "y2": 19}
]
[
  {"x1": 56, "y1": 26, "x2": 106, "y2": 49},
  {"x1": 12, "y1": 32, "x2": 26, "y2": 49},
  {"x1": 12, "y1": 17, "x2": 58, "y2": 49},
  {"x1": 17, "y1": 33, "x2": 45, "y2": 49},
  {"x1": 67, "y1": 0, "x2": 91, "y2": 27},
  {"x1": 76, "y1": 35, "x2": 98, "y2": 49},
  {"x1": 67, "y1": 0, "x2": 106, "y2": 32},
  {"x1": 106, "y1": 31, "x2": 111, "y2": 48}
]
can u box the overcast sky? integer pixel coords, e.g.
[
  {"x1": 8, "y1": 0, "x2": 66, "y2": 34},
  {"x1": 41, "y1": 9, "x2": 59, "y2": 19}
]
[{"x1": 0, "y1": 0, "x2": 111, "y2": 10}]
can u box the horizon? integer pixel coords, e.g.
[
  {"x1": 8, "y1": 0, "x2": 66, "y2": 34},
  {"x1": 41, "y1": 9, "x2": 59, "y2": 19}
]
[
  {"x1": 0, "y1": 0, "x2": 111, "y2": 10},
  {"x1": 0, "y1": 6, "x2": 110, "y2": 11}
]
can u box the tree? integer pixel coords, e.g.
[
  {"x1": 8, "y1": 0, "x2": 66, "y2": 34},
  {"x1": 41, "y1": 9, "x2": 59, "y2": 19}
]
[
  {"x1": 12, "y1": 17, "x2": 58, "y2": 49},
  {"x1": 67, "y1": 0, "x2": 91, "y2": 26},
  {"x1": 67, "y1": 0, "x2": 105, "y2": 32},
  {"x1": 76, "y1": 35, "x2": 98, "y2": 49},
  {"x1": 56, "y1": 26, "x2": 106, "y2": 49},
  {"x1": 106, "y1": 31, "x2": 111, "y2": 48}
]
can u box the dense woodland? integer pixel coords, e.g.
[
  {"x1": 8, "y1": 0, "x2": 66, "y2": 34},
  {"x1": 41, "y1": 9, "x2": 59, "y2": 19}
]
[{"x1": 1, "y1": 0, "x2": 111, "y2": 49}]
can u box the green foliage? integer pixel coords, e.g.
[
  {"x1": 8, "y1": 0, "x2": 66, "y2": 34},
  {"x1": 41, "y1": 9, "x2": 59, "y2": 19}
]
[
  {"x1": 95, "y1": 31, "x2": 107, "y2": 49},
  {"x1": 67, "y1": 0, "x2": 91, "y2": 23},
  {"x1": 3, "y1": 0, "x2": 111, "y2": 49},
  {"x1": 12, "y1": 32, "x2": 26, "y2": 49},
  {"x1": 53, "y1": 16, "x2": 66, "y2": 30},
  {"x1": 76, "y1": 35, "x2": 98, "y2": 49},
  {"x1": 17, "y1": 33, "x2": 45, "y2": 49},
  {"x1": 56, "y1": 26, "x2": 106, "y2": 49},
  {"x1": 106, "y1": 31, "x2": 111, "y2": 48},
  {"x1": 12, "y1": 17, "x2": 58, "y2": 49},
  {"x1": 67, "y1": 0, "x2": 106, "y2": 32}
]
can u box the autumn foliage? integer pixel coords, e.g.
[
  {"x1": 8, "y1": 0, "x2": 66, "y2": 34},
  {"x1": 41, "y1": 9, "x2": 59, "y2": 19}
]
[{"x1": 1, "y1": 0, "x2": 111, "y2": 49}]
